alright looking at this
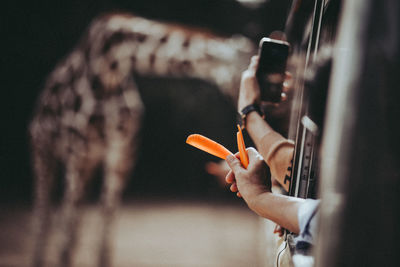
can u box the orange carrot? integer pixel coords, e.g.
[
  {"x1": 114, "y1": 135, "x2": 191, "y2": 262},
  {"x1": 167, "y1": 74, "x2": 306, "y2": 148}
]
[
  {"x1": 237, "y1": 125, "x2": 249, "y2": 168},
  {"x1": 186, "y1": 134, "x2": 233, "y2": 160}
]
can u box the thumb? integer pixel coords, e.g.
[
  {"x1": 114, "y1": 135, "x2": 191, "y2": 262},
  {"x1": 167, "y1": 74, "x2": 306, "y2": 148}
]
[{"x1": 226, "y1": 154, "x2": 243, "y2": 173}]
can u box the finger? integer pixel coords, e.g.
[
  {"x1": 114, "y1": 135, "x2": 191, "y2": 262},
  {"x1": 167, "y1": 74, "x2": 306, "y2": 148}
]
[
  {"x1": 241, "y1": 69, "x2": 256, "y2": 82},
  {"x1": 226, "y1": 154, "x2": 243, "y2": 173},
  {"x1": 249, "y1": 55, "x2": 259, "y2": 65},
  {"x1": 246, "y1": 147, "x2": 265, "y2": 170},
  {"x1": 273, "y1": 225, "x2": 284, "y2": 237},
  {"x1": 284, "y1": 71, "x2": 292, "y2": 80},
  {"x1": 246, "y1": 147, "x2": 264, "y2": 162},
  {"x1": 230, "y1": 182, "x2": 238, "y2": 192},
  {"x1": 249, "y1": 55, "x2": 259, "y2": 69},
  {"x1": 247, "y1": 61, "x2": 259, "y2": 74},
  {"x1": 250, "y1": 55, "x2": 259, "y2": 63},
  {"x1": 281, "y1": 93, "x2": 287, "y2": 101},
  {"x1": 236, "y1": 192, "x2": 242, "y2": 198},
  {"x1": 225, "y1": 170, "x2": 235, "y2": 183},
  {"x1": 283, "y1": 71, "x2": 293, "y2": 93},
  {"x1": 243, "y1": 56, "x2": 259, "y2": 77}
]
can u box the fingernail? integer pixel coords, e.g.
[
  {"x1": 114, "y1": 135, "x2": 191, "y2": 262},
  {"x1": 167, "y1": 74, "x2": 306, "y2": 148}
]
[{"x1": 226, "y1": 154, "x2": 234, "y2": 162}]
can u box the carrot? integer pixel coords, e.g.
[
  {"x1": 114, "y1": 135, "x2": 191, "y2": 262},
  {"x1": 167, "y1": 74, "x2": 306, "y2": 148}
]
[
  {"x1": 186, "y1": 134, "x2": 233, "y2": 160},
  {"x1": 236, "y1": 125, "x2": 249, "y2": 168}
]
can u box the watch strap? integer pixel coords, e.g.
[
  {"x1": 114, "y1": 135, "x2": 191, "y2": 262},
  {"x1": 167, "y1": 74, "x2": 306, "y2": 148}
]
[{"x1": 239, "y1": 104, "x2": 263, "y2": 129}]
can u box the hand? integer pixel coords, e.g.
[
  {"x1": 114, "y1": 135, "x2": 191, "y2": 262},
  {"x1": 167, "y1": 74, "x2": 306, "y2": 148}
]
[
  {"x1": 238, "y1": 56, "x2": 261, "y2": 113},
  {"x1": 273, "y1": 224, "x2": 284, "y2": 237},
  {"x1": 225, "y1": 147, "x2": 271, "y2": 203},
  {"x1": 226, "y1": 149, "x2": 302, "y2": 234}
]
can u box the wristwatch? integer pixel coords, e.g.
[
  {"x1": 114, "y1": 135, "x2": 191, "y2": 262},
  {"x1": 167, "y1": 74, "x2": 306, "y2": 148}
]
[{"x1": 239, "y1": 103, "x2": 263, "y2": 129}]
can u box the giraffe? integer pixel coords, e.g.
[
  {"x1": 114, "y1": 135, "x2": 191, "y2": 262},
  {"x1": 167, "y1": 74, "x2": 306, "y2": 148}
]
[{"x1": 29, "y1": 12, "x2": 256, "y2": 267}]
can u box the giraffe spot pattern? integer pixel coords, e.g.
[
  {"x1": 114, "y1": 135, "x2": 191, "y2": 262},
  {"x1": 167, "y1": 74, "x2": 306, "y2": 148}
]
[{"x1": 28, "y1": 12, "x2": 255, "y2": 266}]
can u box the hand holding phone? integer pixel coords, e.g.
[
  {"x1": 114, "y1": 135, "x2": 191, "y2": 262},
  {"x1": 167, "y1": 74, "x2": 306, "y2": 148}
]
[{"x1": 256, "y1": 38, "x2": 290, "y2": 103}]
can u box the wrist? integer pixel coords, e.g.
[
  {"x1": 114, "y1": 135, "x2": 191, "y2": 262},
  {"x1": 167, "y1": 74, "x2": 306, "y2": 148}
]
[
  {"x1": 246, "y1": 191, "x2": 273, "y2": 213},
  {"x1": 248, "y1": 192, "x2": 303, "y2": 233},
  {"x1": 238, "y1": 99, "x2": 256, "y2": 114},
  {"x1": 246, "y1": 110, "x2": 262, "y2": 127},
  {"x1": 240, "y1": 184, "x2": 271, "y2": 208},
  {"x1": 239, "y1": 104, "x2": 263, "y2": 129}
]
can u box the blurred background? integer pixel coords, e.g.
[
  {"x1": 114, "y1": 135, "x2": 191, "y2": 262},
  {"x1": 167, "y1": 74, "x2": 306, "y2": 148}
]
[
  {"x1": 1, "y1": 0, "x2": 291, "y2": 266},
  {"x1": 2, "y1": 0, "x2": 291, "y2": 203}
]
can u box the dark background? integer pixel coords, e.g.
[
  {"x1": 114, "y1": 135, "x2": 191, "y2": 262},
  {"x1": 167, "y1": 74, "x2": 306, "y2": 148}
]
[{"x1": 1, "y1": 0, "x2": 291, "y2": 203}]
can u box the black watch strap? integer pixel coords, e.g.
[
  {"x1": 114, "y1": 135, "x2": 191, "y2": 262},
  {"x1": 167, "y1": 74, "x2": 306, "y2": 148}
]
[{"x1": 239, "y1": 104, "x2": 262, "y2": 129}]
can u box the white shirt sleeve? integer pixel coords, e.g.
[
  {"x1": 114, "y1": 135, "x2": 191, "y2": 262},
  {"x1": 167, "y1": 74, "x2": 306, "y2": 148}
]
[{"x1": 296, "y1": 198, "x2": 320, "y2": 245}]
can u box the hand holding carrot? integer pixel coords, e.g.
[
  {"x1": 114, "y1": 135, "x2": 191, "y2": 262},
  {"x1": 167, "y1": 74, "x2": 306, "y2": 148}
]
[
  {"x1": 225, "y1": 148, "x2": 271, "y2": 201},
  {"x1": 186, "y1": 126, "x2": 250, "y2": 197},
  {"x1": 186, "y1": 125, "x2": 249, "y2": 168}
]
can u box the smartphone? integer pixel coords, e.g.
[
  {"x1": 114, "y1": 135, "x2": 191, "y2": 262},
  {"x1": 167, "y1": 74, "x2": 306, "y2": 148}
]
[{"x1": 256, "y1": 37, "x2": 290, "y2": 102}]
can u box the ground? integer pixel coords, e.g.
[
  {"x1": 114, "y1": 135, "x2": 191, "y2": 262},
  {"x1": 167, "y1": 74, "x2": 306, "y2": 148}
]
[{"x1": 0, "y1": 198, "x2": 270, "y2": 267}]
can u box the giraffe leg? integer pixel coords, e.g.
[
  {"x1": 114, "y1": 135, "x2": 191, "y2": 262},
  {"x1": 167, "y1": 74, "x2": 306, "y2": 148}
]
[
  {"x1": 57, "y1": 152, "x2": 96, "y2": 267},
  {"x1": 31, "y1": 148, "x2": 56, "y2": 267},
  {"x1": 97, "y1": 103, "x2": 142, "y2": 267},
  {"x1": 97, "y1": 144, "x2": 135, "y2": 267}
]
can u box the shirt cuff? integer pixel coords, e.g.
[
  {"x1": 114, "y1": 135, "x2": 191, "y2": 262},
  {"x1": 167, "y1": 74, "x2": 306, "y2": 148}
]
[
  {"x1": 297, "y1": 199, "x2": 320, "y2": 245},
  {"x1": 260, "y1": 131, "x2": 294, "y2": 165}
]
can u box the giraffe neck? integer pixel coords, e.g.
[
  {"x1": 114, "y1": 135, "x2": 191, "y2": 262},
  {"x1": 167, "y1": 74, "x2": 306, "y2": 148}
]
[
  {"x1": 83, "y1": 13, "x2": 256, "y2": 102},
  {"x1": 30, "y1": 12, "x2": 256, "y2": 149}
]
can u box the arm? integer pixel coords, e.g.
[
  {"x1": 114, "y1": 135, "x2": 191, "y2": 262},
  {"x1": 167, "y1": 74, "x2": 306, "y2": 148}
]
[
  {"x1": 225, "y1": 148, "x2": 304, "y2": 233},
  {"x1": 246, "y1": 112, "x2": 293, "y2": 192},
  {"x1": 238, "y1": 56, "x2": 294, "y2": 191},
  {"x1": 251, "y1": 192, "x2": 303, "y2": 234}
]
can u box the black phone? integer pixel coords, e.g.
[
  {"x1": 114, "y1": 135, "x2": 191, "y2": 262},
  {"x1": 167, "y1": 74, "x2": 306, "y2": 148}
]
[{"x1": 256, "y1": 38, "x2": 290, "y2": 102}]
